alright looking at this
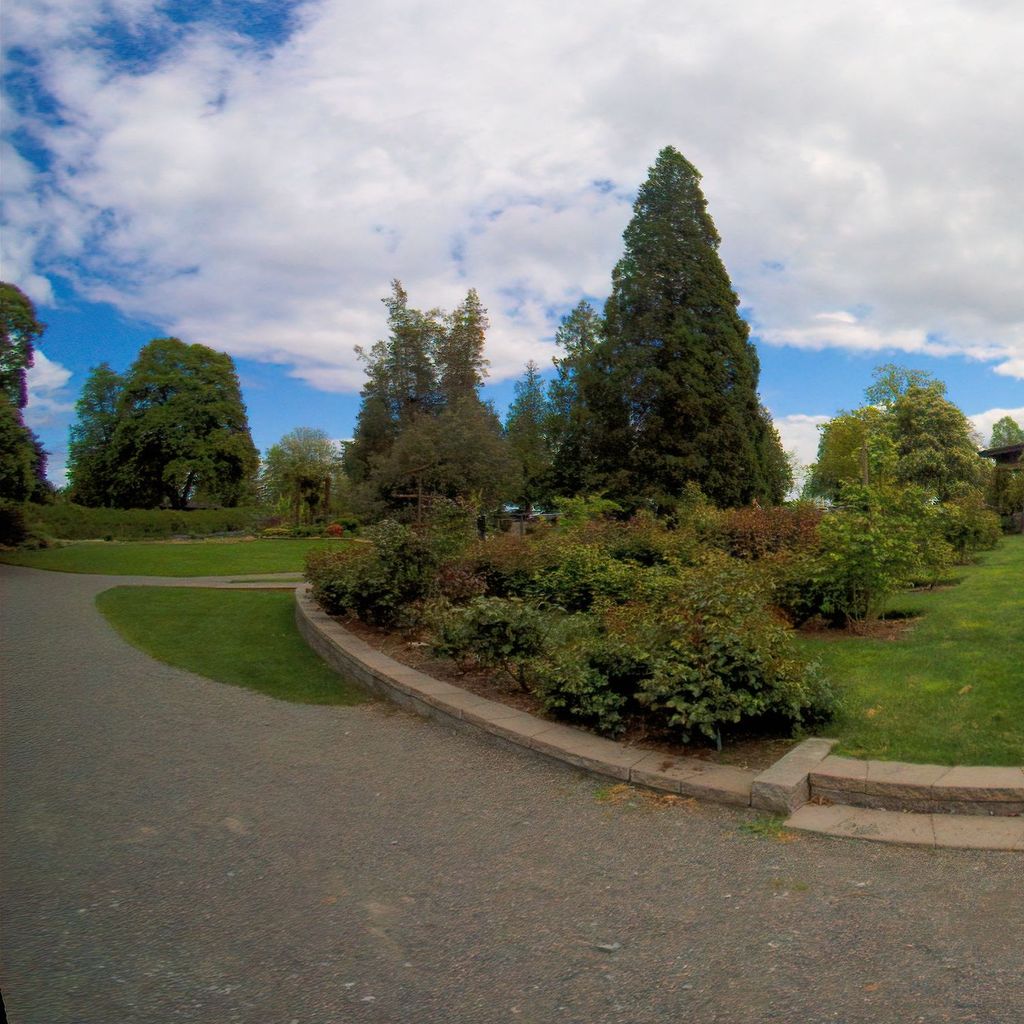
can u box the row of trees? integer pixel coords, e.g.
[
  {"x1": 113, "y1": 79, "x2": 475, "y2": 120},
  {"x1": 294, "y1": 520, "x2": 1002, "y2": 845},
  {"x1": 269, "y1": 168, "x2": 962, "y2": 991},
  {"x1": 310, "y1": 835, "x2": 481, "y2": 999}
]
[
  {"x1": 6, "y1": 144, "x2": 1019, "y2": 522},
  {"x1": 347, "y1": 147, "x2": 792, "y2": 517},
  {"x1": 803, "y1": 363, "x2": 1023, "y2": 528}
]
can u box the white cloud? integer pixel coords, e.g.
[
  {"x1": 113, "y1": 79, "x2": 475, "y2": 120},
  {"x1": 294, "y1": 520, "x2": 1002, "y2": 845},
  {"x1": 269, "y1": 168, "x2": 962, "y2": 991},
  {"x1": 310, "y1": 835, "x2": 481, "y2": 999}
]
[
  {"x1": 3, "y1": 0, "x2": 1024, "y2": 388},
  {"x1": 24, "y1": 350, "x2": 75, "y2": 428},
  {"x1": 772, "y1": 413, "x2": 830, "y2": 472}
]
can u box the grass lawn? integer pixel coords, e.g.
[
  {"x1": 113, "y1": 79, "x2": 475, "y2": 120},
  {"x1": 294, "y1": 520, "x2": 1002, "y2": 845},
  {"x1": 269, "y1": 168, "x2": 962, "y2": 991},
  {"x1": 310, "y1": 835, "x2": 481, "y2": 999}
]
[
  {"x1": 97, "y1": 587, "x2": 368, "y2": 705},
  {"x1": 799, "y1": 535, "x2": 1024, "y2": 766},
  {"x1": 0, "y1": 538, "x2": 345, "y2": 577}
]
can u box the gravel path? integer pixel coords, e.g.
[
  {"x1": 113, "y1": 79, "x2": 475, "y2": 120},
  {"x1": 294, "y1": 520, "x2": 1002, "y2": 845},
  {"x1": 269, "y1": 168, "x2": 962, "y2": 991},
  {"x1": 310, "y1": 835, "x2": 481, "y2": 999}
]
[{"x1": 2, "y1": 564, "x2": 1021, "y2": 1023}]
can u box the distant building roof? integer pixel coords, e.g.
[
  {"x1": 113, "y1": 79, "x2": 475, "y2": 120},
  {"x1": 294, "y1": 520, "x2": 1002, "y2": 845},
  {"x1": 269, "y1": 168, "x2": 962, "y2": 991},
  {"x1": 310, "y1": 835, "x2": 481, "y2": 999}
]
[{"x1": 978, "y1": 441, "x2": 1024, "y2": 465}]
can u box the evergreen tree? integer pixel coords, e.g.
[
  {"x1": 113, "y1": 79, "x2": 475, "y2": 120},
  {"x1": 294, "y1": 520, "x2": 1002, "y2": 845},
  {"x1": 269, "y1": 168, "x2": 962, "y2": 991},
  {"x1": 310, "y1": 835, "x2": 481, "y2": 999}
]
[
  {"x1": 67, "y1": 363, "x2": 124, "y2": 506},
  {"x1": 505, "y1": 360, "x2": 552, "y2": 514},
  {"x1": 436, "y1": 289, "x2": 489, "y2": 406},
  {"x1": 344, "y1": 281, "x2": 440, "y2": 485},
  {"x1": 381, "y1": 280, "x2": 441, "y2": 423},
  {"x1": 580, "y1": 147, "x2": 788, "y2": 507},
  {"x1": 547, "y1": 300, "x2": 602, "y2": 494}
]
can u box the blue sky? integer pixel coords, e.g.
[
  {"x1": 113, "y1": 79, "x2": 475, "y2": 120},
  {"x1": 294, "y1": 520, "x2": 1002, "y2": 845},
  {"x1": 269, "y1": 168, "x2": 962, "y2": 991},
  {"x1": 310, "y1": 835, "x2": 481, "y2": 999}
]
[{"x1": 3, "y1": 0, "x2": 1022, "y2": 485}]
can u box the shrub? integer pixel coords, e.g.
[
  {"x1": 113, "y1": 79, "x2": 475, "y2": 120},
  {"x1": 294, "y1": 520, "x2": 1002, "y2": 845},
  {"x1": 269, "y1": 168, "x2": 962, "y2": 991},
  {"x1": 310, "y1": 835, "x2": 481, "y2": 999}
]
[
  {"x1": 531, "y1": 543, "x2": 650, "y2": 612},
  {"x1": 939, "y1": 490, "x2": 1002, "y2": 562},
  {"x1": 305, "y1": 520, "x2": 435, "y2": 626},
  {"x1": 814, "y1": 485, "x2": 952, "y2": 621},
  {"x1": 553, "y1": 495, "x2": 623, "y2": 527},
  {"x1": 431, "y1": 561, "x2": 487, "y2": 604},
  {"x1": 428, "y1": 596, "x2": 547, "y2": 690},
  {"x1": 305, "y1": 543, "x2": 378, "y2": 616},
  {"x1": 26, "y1": 504, "x2": 265, "y2": 541},
  {"x1": 325, "y1": 523, "x2": 345, "y2": 538},
  {"x1": 531, "y1": 614, "x2": 644, "y2": 735},
  {"x1": 714, "y1": 502, "x2": 823, "y2": 560},
  {"x1": 631, "y1": 560, "x2": 835, "y2": 746},
  {"x1": 465, "y1": 531, "x2": 553, "y2": 598},
  {"x1": 0, "y1": 500, "x2": 28, "y2": 547}
]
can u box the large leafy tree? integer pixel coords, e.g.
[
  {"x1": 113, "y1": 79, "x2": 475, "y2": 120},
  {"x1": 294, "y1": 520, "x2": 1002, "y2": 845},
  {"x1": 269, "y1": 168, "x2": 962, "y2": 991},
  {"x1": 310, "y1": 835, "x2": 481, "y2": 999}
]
[
  {"x1": 579, "y1": 147, "x2": 789, "y2": 507},
  {"x1": 263, "y1": 427, "x2": 343, "y2": 524},
  {"x1": 888, "y1": 382, "x2": 982, "y2": 499},
  {"x1": 67, "y1": 363, "x2": 124, "y2": 506},
  {"x1": 107, "y1": 338, "x2": 259, "y2": 509},
  {"x1": 989, "y1": 415, "x2": 1024, "y2": 448},
  {"x1": 806, "y1": 367, "x2": 983, "y2": 501},
  {"x1": 0, "y1": 394, "x2": 38, "y2": 500},
  {"x1": 0, "y1": 282, "x2": 43, "y2": 410},
  {"x1": 0, "y1": 282, "x2": 50, "y2": 500}
]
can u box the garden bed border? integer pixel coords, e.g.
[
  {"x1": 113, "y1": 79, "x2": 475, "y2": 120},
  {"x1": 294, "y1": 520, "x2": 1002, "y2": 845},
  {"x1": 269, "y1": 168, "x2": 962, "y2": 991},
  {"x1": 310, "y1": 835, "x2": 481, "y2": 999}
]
[{"x1": 295, "y1": 587, "x2": 1024, "y2": 832}]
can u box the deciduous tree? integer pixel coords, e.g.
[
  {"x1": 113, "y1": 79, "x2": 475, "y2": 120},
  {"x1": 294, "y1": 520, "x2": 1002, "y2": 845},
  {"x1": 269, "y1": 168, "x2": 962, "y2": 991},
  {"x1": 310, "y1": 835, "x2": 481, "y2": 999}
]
[
  {"x1": 108, "y1": 338, "x2": 259, "y2": 509},
  {"x1": 67, "y1": 363, "x2": 124, "y2": 506},
  {"x1": 263, "y1": 427, "x2": 343, "y2": 524},
  {"x1": 989, "y1": 415, "x2": 1024, "y2": 448}
]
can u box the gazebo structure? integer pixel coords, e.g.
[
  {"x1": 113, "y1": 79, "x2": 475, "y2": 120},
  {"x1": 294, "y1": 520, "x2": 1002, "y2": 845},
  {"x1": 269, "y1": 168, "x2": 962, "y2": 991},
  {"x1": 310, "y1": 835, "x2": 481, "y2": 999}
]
[
  {"x1": 979, "y1": 440, "x2": 1024, "y2": 532},
  {"x1": 978, "y1": 440, "x2": 1024, "y2": 468}
]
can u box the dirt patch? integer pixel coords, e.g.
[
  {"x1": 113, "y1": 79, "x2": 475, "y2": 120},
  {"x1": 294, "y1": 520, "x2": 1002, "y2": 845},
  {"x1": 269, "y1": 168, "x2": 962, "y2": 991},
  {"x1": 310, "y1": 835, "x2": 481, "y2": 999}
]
[
  {"x1": 798, "y1": 615, "x2": 920, "y2": 641},
  {"x1": 335, "y1": 615, "x2": 798, "y2": 771}
]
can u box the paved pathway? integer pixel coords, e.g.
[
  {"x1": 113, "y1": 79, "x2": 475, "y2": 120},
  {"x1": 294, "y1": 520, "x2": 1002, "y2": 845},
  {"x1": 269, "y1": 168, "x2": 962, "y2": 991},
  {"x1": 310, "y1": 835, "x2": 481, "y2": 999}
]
[{"x1": 1, "y1": 564, "x2": 1022, "y2": 1023}]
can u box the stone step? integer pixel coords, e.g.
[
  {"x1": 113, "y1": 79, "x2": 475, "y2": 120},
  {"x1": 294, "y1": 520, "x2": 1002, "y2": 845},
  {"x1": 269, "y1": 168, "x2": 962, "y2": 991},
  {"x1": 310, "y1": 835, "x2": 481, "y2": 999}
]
[
  {"x1": 809, "y1": 756, "x2": 1024, "y2": 816},
  {"x1": 785, "y1": 803, "x2": 1024, "y2": 851}
]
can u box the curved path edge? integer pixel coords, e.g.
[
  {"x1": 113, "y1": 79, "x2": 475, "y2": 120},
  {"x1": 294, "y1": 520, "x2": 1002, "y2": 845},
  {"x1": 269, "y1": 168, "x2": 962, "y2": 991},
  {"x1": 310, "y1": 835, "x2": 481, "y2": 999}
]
[{"x1": 294, "y1": 587, "x2": 1023, "y2": 852}]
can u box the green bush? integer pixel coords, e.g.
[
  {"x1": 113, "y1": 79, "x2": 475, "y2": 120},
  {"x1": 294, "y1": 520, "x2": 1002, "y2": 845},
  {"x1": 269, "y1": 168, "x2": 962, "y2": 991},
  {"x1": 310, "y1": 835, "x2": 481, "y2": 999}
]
[
  {"x1": 630, "y1": 560, "x2": 835, "y2": 746},
  {"x1": 815, "y1": 485, "x2": 952, "y2": 621},
  {"x1": 27, "y1": 504, "x2": 265, "y2": 541},
  {"x1": 428, "y1": 596, "x2": 547, "y2": 690},
  {"x1": 531, "y1": 614, "x2": 645, "y2": 735},
  {"x1": 940, "y1": 490, "x2": 1002, "y2": 562},
  {"x1": 0, "y1": 500, "x2": 29, "y2": 547},
  {"x1": 531, "y1": 543, "x2": 651, "y2": 612},
  {"x1": 304, "y1": 520, "x2": 435, "y2": 626},
  {"x1": 305, "y1": 543, "x2": 377, "y2": 616}
]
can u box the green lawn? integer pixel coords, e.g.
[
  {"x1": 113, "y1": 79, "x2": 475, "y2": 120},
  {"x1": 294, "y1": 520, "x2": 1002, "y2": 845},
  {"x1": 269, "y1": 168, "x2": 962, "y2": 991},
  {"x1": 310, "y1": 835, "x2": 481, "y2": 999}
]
[
  {"x1": 799, "y1": 535, "x2": 1024, "y2": 766},
  {"x1": 97, "y1": 587, "x2": 368, "y2": 705},
  {"x1": 0, "y1": 538, "x2": 344, "y2": 577}
]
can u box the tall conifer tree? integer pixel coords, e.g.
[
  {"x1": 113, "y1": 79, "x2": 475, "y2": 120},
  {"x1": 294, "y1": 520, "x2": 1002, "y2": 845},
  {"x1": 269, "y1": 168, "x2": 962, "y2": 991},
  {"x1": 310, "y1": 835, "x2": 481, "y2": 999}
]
[
  {"x1": 506, "y1": 360, "x2": 552, "y2": 514},
  {"x1": 581, "y1": 147, "x2": 788, "y2": 507}
]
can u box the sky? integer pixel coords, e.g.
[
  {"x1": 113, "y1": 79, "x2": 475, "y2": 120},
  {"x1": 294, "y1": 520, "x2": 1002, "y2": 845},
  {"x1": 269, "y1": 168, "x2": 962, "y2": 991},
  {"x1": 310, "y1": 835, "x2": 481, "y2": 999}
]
[{"x1": 2, "y1": 0, "x2": 1022, "y2": 488}]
